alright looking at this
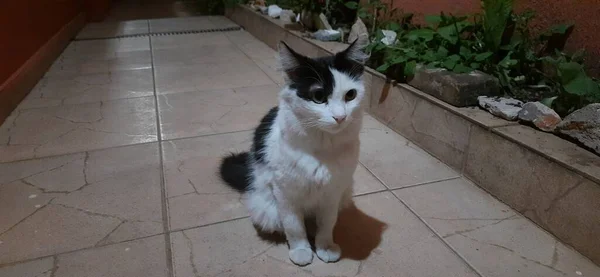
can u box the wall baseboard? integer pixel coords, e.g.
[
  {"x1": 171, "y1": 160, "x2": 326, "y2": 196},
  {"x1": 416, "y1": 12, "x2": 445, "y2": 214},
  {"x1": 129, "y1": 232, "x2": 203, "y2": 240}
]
[{"x1": 0, "y1": 13, "x2": 86, "y2": 124}]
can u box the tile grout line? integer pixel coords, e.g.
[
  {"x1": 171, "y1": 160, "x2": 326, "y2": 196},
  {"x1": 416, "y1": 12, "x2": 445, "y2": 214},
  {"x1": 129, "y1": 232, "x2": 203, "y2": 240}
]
[
  {"x1": 359, "y1": 161, "x2": 486, "y2": 277},
  {"x1": 388, "y1": 176, "x2": 462, "y2": 191},
  {"x1": 0, "y1": 129, "x2": 255, "y2": 165},
  {"x1": 147, "y1": 20, "x2": 175, "y2": 277},
  {"x1": 358, "y1": 160, "x2": 461, "y2": 192},
  {"x1": 0, "y1": 216, "x2": 251, "y2": 269},
  {"x1": 388, "y1": 192, "x2": 486, "y2": 277}
]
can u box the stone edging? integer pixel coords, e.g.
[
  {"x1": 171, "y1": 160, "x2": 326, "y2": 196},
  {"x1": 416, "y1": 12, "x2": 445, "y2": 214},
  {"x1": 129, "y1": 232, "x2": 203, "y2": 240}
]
[{"x1": 226, "y1": 4, "x2": 600, "y2": 265}]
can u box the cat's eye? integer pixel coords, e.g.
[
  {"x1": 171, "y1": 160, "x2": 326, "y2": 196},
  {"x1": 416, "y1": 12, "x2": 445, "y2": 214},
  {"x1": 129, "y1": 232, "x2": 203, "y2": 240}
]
[
  {"x1": 345, "y1": 89, "x2": 357, "y2": 101},
  {"x1": 311, "y1": 89, "x2": 327, "y2": 104}
]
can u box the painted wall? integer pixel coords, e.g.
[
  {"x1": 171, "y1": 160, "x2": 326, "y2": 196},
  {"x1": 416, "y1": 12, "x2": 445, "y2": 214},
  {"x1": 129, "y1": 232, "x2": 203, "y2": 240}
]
[
  {"x1": 0, "y1": 0, "x2": 83, "y2": 86},
  {"x1": 389, "y1": 0, "x2": 600, "y2": 76}
]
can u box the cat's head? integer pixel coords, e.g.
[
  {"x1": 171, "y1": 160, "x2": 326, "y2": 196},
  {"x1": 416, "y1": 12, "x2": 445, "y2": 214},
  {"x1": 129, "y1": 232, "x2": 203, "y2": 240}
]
[{"x1": 278, "y1": 37, "x2": 369, "y2": 134}]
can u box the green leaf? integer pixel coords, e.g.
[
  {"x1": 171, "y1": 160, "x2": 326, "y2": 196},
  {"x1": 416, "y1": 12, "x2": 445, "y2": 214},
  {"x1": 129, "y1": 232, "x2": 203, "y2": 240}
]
[
  {"x1": 442, "y1": 55, "x2": 460, "y2": 69},
  {"x1": 453, "y1": 63, "x2": 473, "y2": 73},
  {"x1": 435, "y1": 46, "x2": 449, "y2": 59},
  {"x1": 482, "y1": 0, "x2": 514, "y2": 51},
  {"x1": 404, "y1": 60, "x2": 417, "y2": 76},
  {"x1": 436, "y1": 21, "x2": 470, "y2": 44},
  {"x1": 376, "y1": 63, "x2": 390, "y2": 72},
  {"x1": 470, "y1": 62, "x2": 481, "y2": 69},
  {"x1": 387, "y1": 22, "x2": 402, "y2": 32},
  {"x1": 540, "y1": 96, "x2": 557, "y2": 108},
  {"x1": 426, "y1": 61, "x2": 440, "y2": 68},
  {"x1": 345, "y1": 1, "x2": 359, "y2": 9},
  {"x1": 475, "y1": 51, "x2": 493, "y2": 61},
  {"x1": 459, "y1": 46, "x2": 472, "y2": 59},
  {"x1": 558, "y1": 62, "x2": 585, "y2": 84},
  {"x1": 390, "y1": 55, "x2": 408, "y2": 65},
  {"x1": 499, "y1": 53, "x2": 518, "y2": 68},
  {"x1": 425, "y1": 15, "x2": 442, "y2": 26},
  {"x1": 421, "y1": 50, "x2": 436, "y2": 62},
  {"x1": 550, "y1": 23, "x2": 573, "y2": 34},
  {"x1": 437, "y1": 25, "x2": 458, "y2": 44},
  {"x1": 406, "y1": 29, "x2": 436, "y2": 41},
  {"x1": 564, "y1": 76, "x2": 600, "y2": 96}
]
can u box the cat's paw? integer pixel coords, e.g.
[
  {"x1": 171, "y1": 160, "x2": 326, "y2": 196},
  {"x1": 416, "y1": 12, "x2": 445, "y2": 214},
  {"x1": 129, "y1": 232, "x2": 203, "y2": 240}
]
[
  {"x1": 289, "y1": 247, "x2": 313, "y2": 266},
  {"x1": 316, "y1": 243, "x2": 341, "y2": 263}
]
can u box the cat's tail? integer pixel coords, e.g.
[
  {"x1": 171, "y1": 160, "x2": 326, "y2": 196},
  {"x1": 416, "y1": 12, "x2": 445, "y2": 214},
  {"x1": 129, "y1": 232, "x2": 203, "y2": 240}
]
[{"x1": 219, "y1": 152, "x2": 251, "y2": 192}]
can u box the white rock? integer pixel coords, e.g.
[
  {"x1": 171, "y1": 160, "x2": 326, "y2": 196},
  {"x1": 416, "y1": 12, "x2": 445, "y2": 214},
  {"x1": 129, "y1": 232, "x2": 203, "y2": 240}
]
[
  {"x1": 312, "y1": 29, "x2": 341, "y2": 41},
  {"x1": 348, "y1": 18, "x2": 368, "y2": 43},
  {"x1": 267, "y1": 5, "x2": 282, "y2": 18},
  {"x1": 259, "y1": 6, "x2": 268, "y2": 14},
  {"x1": 518, "y1": 102, "x2": 561, "y2": 132},
  {"x1": 557, "y1": 103, "x2": 600, "y2": 155},
  {"x1": 478, "y1": 96, "x2": 523, "y2": 121},
  {"x1": 279, "y1": 9, "x2": 295, "y2": 23},
  {"x1": 380, "y1": 30, "x2": 397, "y2": 45}
]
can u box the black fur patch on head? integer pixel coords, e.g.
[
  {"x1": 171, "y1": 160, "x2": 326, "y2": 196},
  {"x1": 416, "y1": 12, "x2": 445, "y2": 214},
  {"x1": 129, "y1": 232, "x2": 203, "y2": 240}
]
[
  {"x1": 251, "y1": 106, "x2": 278, "y2": 163},
  {"x1": 280, "y1": 43, "x2": 364, "y2": 103}
]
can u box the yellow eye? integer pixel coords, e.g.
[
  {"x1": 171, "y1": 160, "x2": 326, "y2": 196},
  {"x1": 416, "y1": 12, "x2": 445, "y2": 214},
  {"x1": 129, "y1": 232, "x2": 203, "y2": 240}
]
[{"x1": 345, "y1": 89, "x2": 357, "y2": 101}]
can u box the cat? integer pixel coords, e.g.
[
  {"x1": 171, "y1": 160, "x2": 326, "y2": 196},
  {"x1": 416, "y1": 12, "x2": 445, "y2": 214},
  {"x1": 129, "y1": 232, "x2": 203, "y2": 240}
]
[{"x1": 219, "y1": 37, "x2": 368, "y2": 266}]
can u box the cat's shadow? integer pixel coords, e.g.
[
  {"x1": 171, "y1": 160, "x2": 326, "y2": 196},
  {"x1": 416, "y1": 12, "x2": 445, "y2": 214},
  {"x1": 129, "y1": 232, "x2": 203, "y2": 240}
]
[{"x1": 256, "y1": 203, "x2": 387, "y2": 261}]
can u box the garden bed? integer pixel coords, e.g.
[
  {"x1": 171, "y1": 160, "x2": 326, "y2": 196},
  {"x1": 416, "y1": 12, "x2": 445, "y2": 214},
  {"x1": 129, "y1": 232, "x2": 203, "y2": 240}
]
[{"x1": 226, "y1": 4, "x2": 600, "y2": 265}]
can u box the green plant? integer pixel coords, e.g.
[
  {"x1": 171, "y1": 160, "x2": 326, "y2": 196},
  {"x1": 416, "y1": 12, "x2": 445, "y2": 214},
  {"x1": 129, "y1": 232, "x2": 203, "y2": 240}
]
[
  {"x1": 345, "y1": 0, "x2": 389, "y2": 34},
  {"x1": 539, "y1": 53, "x2": 600, "y2": 116},
  {"x1": 347, "y1": 0, "x2": 596, "y2": 115},
  {"x1": 372, "y1": 13, "x2": 490, "y2": 81},
  {"x1": 481, "y1": 0, "x2": 513, "y2": 51}
]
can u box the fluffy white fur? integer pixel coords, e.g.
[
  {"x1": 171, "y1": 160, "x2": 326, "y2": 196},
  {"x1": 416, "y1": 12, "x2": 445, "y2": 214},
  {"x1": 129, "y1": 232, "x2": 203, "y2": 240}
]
[{"x1": 245, "y1": 51, "x2": 366, "y2": 265}]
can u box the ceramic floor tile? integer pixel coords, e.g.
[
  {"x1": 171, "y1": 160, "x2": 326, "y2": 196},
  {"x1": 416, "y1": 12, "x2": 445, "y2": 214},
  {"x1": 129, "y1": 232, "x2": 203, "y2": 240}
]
[
  {"x1": 353, "y1": 163, "x2": 386, "y2": 195},
  {"x1": 154, "y1": 59, "x2": 274, "y2": 94},
  {"x1": 226, "y1": 31, "x2": 277, "y2": 60},
  {"x1": 76, "y1": 20, "x2": 149, "y2": 39},
  {"x1": 150, "y1": 33, "x2": 232, "y2": 50},
  {"x1": 45, "y1": 50, "x2": 151, "y2": 78},
  {"x1": 0, "y1": 97, "x2": 157, "y2": 162},
  {"x1": 60, "y1": 37, "x2": 150, "y2": 58},
  {"x1": 149, "y1": 17, "x2": 217, "y2": 33},
  {"x1": 162, "y1": 132, "x2": 253, "y2": 230},
  {"x1": 170, "y1": 192, "x2": 477, "y2": 277},
  {"x1": 253, "y1": 57, "x2": 285, "y2": 84},
  {"x1": 0, "y1": 235, "x2": 168, "y2": 277},
  {"x1": 152, "y1": 44, "x2": 248, "y2": 66},
  {"x1": 0, "y1": 257, "x2": 54, "y2": 277},
  {"x1": 359, "y1": 115, "x2": 459, "y2": 188},
  {"x1": 0, "y1": 144, "x2": 163, "y2": 264},
  {"x1": 393, "y1": 178, "x2": 517, "y2": 238},
  {"x1": 19, "y1": 69, "x2": 153, "y2": 109},
  {"x1": 394, "y1": 178, "x2": 600, "y2": 277},
  {"x1": 158, "y1": 84, "x2": 279, "y2": 140}
]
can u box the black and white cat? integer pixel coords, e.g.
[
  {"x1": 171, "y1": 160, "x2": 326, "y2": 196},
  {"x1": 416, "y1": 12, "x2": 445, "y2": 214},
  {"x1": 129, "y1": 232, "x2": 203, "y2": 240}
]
[{"x1": 219, "y1": 37, "x2": 368, "y2": 266}]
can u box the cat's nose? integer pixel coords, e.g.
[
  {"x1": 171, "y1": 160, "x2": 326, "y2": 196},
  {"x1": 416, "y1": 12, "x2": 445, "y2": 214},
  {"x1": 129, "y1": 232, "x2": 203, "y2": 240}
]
[{"x1": 333, "y1": 116, "x2": 346, "y2": 124}]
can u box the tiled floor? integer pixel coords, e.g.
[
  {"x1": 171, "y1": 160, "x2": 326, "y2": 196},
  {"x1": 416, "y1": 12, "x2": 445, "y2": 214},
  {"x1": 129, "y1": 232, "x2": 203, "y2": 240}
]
[{"x1": 1, "y1": 17, "x2": 599, "y2": 277}]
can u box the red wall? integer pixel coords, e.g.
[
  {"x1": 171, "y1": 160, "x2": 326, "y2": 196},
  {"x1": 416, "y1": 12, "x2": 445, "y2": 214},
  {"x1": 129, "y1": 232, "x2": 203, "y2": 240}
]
[
  {"x1": 0, "y1": 0, "x2": 83, "y2": 86},
  {"x1": 389, "y1": 0, "x2": 600, "y2": 76}
]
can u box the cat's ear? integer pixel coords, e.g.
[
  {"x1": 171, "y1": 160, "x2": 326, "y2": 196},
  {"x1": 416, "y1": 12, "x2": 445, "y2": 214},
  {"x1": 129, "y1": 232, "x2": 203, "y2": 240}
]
[
  {"x1": 277, "y1": 41, "x2": 305, "y2": 75},
  {"x1": 340, "y1": 34, "x2": 370, "y2": 64}
]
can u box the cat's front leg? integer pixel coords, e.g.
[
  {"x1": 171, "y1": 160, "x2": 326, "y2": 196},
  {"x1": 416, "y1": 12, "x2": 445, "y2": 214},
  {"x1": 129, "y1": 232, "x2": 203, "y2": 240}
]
[
  {"x1": 277, "y1": 201, "x2": 313, "y2": 266},
  {"x1": 315, "y1": 196, "x2": 342, "y2": 263}
]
